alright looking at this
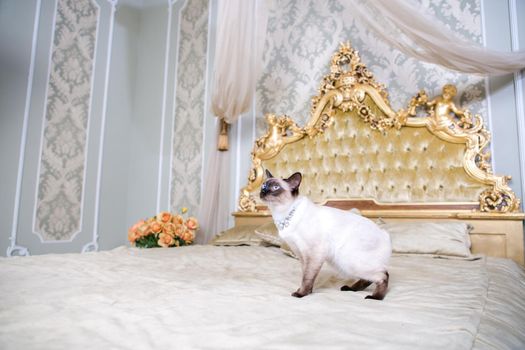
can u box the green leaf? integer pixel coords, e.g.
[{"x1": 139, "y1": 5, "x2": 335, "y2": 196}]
[{"x1": 135, "y1": 234, "x2": 160, "y2": 248}]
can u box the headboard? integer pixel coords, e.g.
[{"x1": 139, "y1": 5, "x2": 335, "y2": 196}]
[{"x1": 233, "y1": 43, "x2": 525, "y2": 265}]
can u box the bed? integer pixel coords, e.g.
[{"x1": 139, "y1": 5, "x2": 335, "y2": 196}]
[
  {"x1": 1, "y1": 245, "x2": 524, "y2": 349},
  {"x1": 1, "y1": 43, "x2": 524, "y2": 349}
]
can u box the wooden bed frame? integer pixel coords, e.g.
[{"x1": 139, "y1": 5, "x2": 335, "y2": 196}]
[{"x1": 232, "y1": 43, "x2": 525, "y2": 265}]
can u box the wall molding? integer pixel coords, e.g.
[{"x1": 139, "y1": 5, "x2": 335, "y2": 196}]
[
  {"x1": 169, "y1": 0, "x2": 212, "y2": 213},
  {"x1": 479, "y1": 0, "x2": 496, "y2": 171},
  {"x1": 155, "y1": 1, "x2": 172, "y2": 214},
  {"x1": 7, "y1": 0, "x2": 42, "y2": 257},
  {"x1": 32, "y1": 0, "x2": 100, "y2": 243},
  {"x1": 200, "y1": 0, "x2": 215, "y2": 201},
  {"x1": 167, "y1": 0, "x2": 187, "y2": 211},
  {"x1": 156, "y1": 0, "x2": 179, "y2": 214},
  {"x1": 7, "y1": 0, "x2": 119, "y2": 255},
  {"x1": 509, "y1": 0, "x2": 525, "y2": 210},
  {"x1": 83, "y1": 0, "x2": 119, "y2": 253},
  {"x1": 32, "y1": 0, "x2": 58, "y2": 242}
]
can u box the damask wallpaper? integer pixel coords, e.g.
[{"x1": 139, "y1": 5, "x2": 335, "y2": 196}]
[
  {"x1": 170, "y1": 0, "x2": 209, "y2": 215},
  {"x1": 35, "y1": 0, "x2": 99, "y2": 241},
  {"x1": 256, "y1": 0, "x2": 486, "y2": 133}
]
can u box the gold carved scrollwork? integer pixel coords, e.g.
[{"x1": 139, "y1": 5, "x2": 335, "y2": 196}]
[
  {"x1": 305, "y1": 42, "x2": 404, "y2": 136},
  {"x1": 401, "y1": 84, "x2": 519, "y2": 213},
  {"x1": 238, "y1": 158, "x2": 261, "y2": 212},
  {"x1": 479, "y1": 183, "x2": 519, "y2": 213},
  {"x1": 238, "y1": 191, "x2": 257, "y2": 212},
  {"x1": 238, "y1": 114, "x2": 305, "y2": 212},
  {"x1": 253, "y1": 113, "x2": 305, "y2": 160}
]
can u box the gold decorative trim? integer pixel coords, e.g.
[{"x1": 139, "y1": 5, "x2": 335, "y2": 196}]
[
  {"x1": 398, "y1": 84, "x2": 519, "y2": 213},
  {"x1": 238, "y1": 43, "x2": 521, "y2": 214},
  {"x1": 253, "y1": 113, "x2": 305, "y2": 160},
  {"x1": 238, "y1": 114, "x2": 305, "y2": 212},
  {"x1": 305, "y1": 43, "x2": 403, "y2": 136}
]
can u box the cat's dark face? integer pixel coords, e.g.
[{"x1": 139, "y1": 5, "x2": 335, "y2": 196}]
[{"x1": 260, "y1": 170, "x2": 302, "y2": 205}]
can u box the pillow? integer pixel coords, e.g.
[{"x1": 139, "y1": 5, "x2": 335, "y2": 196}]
[
  {"x1": 254, "y1": 222, "x2": 281, "y2": 246},
  {"x1": 379, "y1": 221, "x2": 473, "y2": 257},
  {"x1": 210, "y1": 225, "x2": 263, "y2": 246},
  {"x1": 254, "y1": 222, "x2": 297, "y2": 258},
  {"x1": 280, "y1": 242, "x2": 297, "y2": 259}
]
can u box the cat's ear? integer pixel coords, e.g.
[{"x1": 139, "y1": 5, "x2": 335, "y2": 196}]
[
  {"x1": 285, "y1": 172, "x2": 302, "y2": 191},
  {"x1": 265, "y1": 169, "x2": 274, "y2": 179}
]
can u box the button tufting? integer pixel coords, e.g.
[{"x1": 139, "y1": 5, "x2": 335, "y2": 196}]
[{"x1": 258, "y1": 109, "x2": 482, "y2": 205}]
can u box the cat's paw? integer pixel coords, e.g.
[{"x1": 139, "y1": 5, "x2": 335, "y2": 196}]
[
  {"x1": 340, "y1": 285, "x2": 356, "y2": 292},
  {"x1": 292, "y1": 288, "x2": 311, "y2": 298},
  {"x1": 291, "y1": 291, "x2": 306, "y2": 298},
  {"x1": 365, "y1": 294, "x2": 384, "y2": 301}
]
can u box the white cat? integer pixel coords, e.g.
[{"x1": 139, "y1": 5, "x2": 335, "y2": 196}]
[{"x1": 260, "y1": 170, "x2": 391, "y2": 300}]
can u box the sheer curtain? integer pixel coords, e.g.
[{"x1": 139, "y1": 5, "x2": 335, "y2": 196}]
[
  {"x1": 196, "y1": 121, "x2": 231, "y2": 244},
  {"x1": 211, "y1": 0, "x2": 266, "y2": 122},
  {"x1": 197, "y1": 0, "x2": 268, "y2": 244},
  {"x1": 349, "y1": 0, "x2": 525, "y2": 75}
]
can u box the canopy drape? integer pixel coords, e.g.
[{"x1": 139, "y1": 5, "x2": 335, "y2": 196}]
[{"x1": 350, "y1": 0, "x2": 525, "y2": 75}]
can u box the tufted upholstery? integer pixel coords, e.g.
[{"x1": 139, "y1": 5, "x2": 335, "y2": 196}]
[{"x1": 262, "y1": 107, "x2": 485, "y2": 204}]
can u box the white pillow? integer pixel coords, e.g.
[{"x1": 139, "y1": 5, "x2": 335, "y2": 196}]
[
  {"x1": 210, "y1": 225, "x2": 263, "y2": 246},
  {"x1": 379, "y1": 221, "x2": 473, "y2": 257},
  {"x1": 254, "y1": 222, "x2": 282, "y2": 246}
]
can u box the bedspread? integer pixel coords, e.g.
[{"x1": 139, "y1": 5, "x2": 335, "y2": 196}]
[{"x1": 1, "y1": 245, "x2": 524, "y2": 349}]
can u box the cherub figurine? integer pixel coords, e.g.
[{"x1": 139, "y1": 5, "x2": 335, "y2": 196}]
[
  {"x1": 425, "y1": 84, "x2": 474, "y2": 129},
  {"x1": 254, "y1": 114, "x2": 304, "y2": 158}
]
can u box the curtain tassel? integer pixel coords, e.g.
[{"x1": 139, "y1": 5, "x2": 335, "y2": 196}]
[{"x1": 217, "y1": 118, "x2": 230, "y2": 151}]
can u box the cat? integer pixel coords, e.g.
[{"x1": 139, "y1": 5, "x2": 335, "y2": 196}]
[{"x1": 260, "y1": 170, "x2": 391, "y2": 300}]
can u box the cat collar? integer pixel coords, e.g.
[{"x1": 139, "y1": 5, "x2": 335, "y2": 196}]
[{"x1": 276, "y1": 207, "x2": 297, "y2": 231}]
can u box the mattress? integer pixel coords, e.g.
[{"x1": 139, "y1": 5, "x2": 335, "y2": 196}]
[{"x1": 1, "y1": 245, "x2": 524, "y2": 349}]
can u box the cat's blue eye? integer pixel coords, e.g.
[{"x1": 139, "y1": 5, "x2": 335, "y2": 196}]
[{"x1": 272, "y1": 185, "x2": 280, "y2": 191}]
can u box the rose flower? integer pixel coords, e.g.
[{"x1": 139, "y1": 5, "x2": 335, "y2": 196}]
[
  {"x1": 172, "y1": 215, "x2": 184, "y2": 226},
  {"x1": 157, "y1": 211, "x2": 172, "y2": 224},
  {"x1": 150, "y1": 221, "x2": 162, "y2": 234},
  {"x1": 158, "y1": 233, "x2": 175, "y2": 248},
  {"x1": 185, "y1": 217, "x2": 199, "y2": 231}
]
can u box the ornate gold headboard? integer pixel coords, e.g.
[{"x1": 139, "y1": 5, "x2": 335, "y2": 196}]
[
  {"x1": 238, "y1": 43, "x2": 518, "y2": 213},
  {"x1": 234, "y1": 43, "x2": 524, "y2": 264}
]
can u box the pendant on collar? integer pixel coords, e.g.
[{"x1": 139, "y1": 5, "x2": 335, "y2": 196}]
[{"x1": 276, "y1": 207, "x2": 297, "y2": 231}]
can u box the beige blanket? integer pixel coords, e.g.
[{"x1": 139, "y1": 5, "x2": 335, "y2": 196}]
[{"x1": 1, "y1": 245, "x2": 524, "y2": 349}]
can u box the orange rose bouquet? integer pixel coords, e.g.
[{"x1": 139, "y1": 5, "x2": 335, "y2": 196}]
[{"x1": 128, "y1": 208, "x2": 198, "y2": 248}]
